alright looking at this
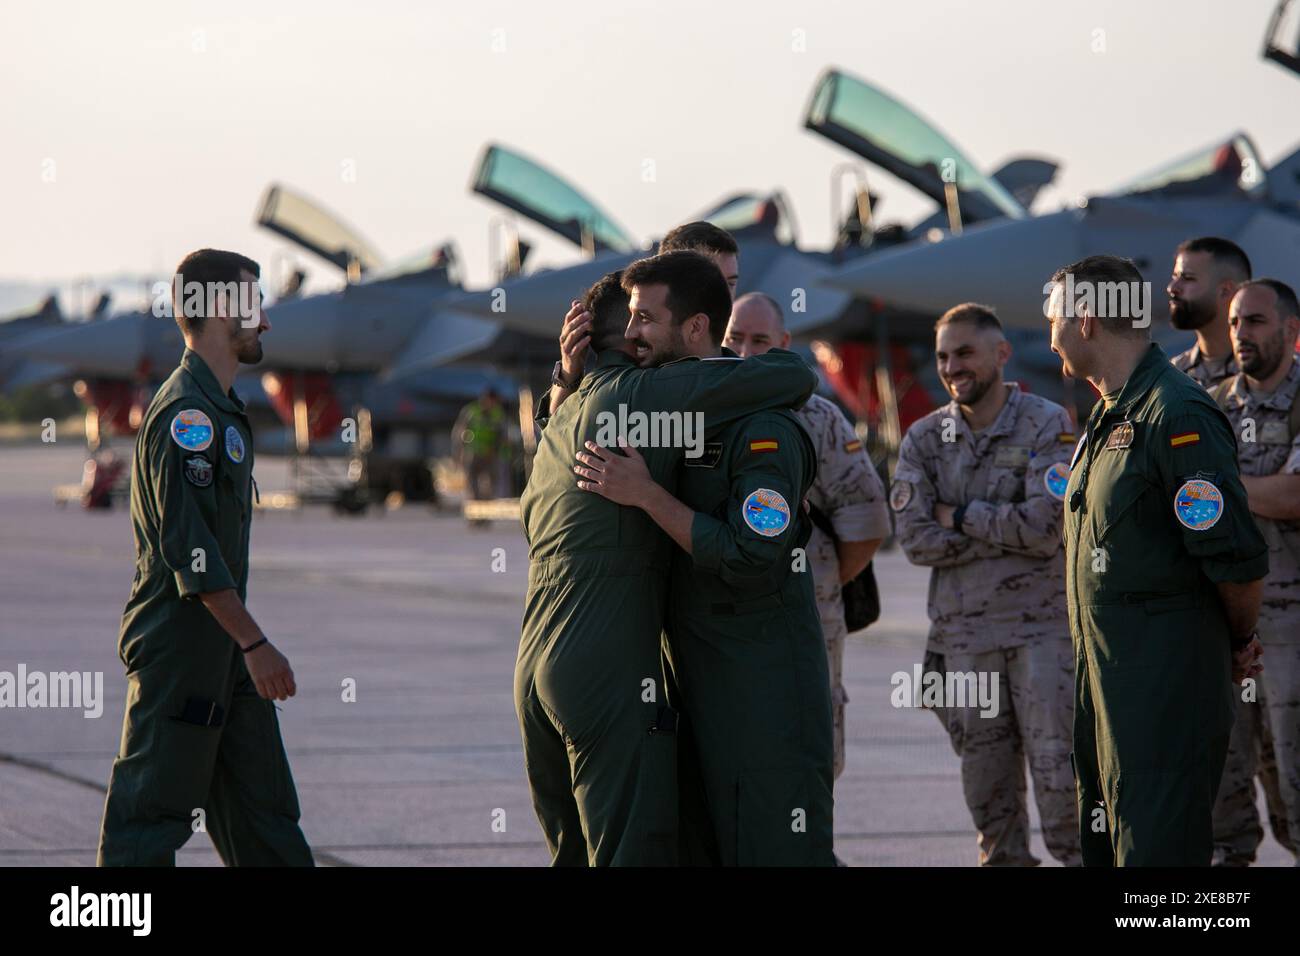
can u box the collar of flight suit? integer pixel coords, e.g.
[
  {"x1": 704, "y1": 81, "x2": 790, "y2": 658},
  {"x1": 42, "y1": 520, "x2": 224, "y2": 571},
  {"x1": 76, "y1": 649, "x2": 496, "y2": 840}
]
[
  {"x1": 181, "y1": 348, "x2": 246, "y2": 415},
  {"x1": 1092, "y1": 342, "x2": 1169, "y2": 425},
  {"x1": 940, "y1": 381, "x2": 1023, "y2": 445},
  {"x1": 1221, "y1": 354, "x2": 1300, "y2": 412}
]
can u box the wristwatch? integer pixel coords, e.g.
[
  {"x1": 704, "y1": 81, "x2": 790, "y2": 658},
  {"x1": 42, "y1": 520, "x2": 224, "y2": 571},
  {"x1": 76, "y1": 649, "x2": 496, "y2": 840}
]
[
  {"x1": 551, "y1": 361, "x2": 581, "y2": 391},
  {"x1": 952, "y1": 504, "x2": 968, "y2": 534}
]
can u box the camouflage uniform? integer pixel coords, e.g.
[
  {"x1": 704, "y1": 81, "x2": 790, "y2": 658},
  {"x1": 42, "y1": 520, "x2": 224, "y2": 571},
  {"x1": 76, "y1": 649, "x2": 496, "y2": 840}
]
[
  {"x1": 1171, "y1": 343, "x2": 1239, "y2": 390},
  {"x1": 892, "y1": 385, "x2": 1080, "y2": 866},
  {"x1": 1210, "y1": 359, "x2": 1300, "y2": 864},
  {"x1": 796, "y1": 394, "x2": 891, "y2": 781}
]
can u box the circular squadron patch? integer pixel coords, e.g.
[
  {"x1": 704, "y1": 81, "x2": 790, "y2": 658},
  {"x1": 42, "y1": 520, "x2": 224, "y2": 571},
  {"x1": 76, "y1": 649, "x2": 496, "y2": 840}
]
[
  {"x1": 183, "y1": 454, "x2": 214, "y2": 488},
  {"x1": 224, "y1": 425, "x2": 245, "y2": 464},
  {"x1": 1174, "y1": 478, "x2": 1223, "y2": 531},
  {"x1": 1043, "y1": 462, "x2": 1070, "y2": 501},
  {"x1": 742, "y1": 488, "x2": 790, "y2": 537},
  {"x1": 170, "y1": 408, "x2": 214, "y2": 451},
  {"x1": 889, "y1": 480, "x2": 913, "y2": 512}
]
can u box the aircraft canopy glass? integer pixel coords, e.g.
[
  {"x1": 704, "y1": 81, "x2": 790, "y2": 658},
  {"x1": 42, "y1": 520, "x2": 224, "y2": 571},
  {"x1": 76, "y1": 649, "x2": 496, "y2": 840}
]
[
  {"x1": 256, "y1": 186, "x2": 385, "y2": 274},
  {"x1": 805, "y1": 70, "x2": 1024, "y2": 221},
  {"x1": 696, "y1": 193, "x2": 797, "y2": 245},
  {"x1": 472, "y1": 145, "x2": 634, "y2": 253},
  {"x1": 1114, "y1": 135, "x2": 1266, "y2": 198}
]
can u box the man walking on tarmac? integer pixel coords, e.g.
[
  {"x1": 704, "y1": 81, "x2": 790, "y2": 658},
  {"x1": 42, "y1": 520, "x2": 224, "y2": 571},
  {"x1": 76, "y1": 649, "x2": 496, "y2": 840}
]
[{"x1": 98, "y1": 248, "x2": 313, "y2": 867}]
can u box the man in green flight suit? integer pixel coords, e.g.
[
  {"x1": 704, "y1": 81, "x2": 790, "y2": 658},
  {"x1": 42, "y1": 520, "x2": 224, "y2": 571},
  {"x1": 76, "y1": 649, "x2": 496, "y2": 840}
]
[
  {"x1": 575, "y1": 257, "x2": 835, "y2": 866},
  {"x1": 98, "y1": 248, "x2": 313, "y2": 867},
  {"x1": 517, "y1": 251, "x2": 817, "y2": 866},
  {"x1": 1046, "y1": 255, "x2": 1267, "y2": 866}
]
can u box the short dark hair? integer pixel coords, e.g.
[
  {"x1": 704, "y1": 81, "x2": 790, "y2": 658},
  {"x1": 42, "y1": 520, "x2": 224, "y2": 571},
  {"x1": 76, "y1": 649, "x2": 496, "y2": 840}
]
[
  {"x1": 1237, "y1": 278, "x2": 1299, "y2": 320},
  {"x1": 1176, "y1": 236, "x2": 1252, "y2": 282},
  {"x1": 582, "y1": 270, "x2": 630, "y2": 351},
  {"x1": 936, "y1": 302, "x2": 1002, "y2": 333},
  {"x1": 1049, "y1": 255, "x2": 1149, "y2": 337},
  {"x1": 171, "y1": 248, "x2": 260, "y2": 336},
  {"x1": 657, "y1": 221, "x2": 738, "y2": 257},
  {"x1": 622, "y1": 251, "x2": 732, "y2": 345}
]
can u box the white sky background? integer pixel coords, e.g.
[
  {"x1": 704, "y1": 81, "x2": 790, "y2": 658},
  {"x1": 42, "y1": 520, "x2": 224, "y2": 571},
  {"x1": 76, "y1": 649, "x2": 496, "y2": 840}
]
[{"x1": 2, "y1": 0, "x2": 1297, "y2": 308}]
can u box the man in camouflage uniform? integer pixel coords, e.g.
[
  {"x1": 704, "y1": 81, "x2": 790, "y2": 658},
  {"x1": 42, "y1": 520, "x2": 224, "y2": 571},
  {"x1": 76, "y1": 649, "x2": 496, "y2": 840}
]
[
  {"x1": 892, "y1": 303, "x2": 1080, "y2": 866},
  {"x1": 1210, "y1": 279, "x2": 1300, "y2": 865},
  {"x1": 1166, "y1": 236, "x2": 1251, "y2": 388},
  {"x1": 722, "y1": 292, "x2": 890, "y2": 782}
]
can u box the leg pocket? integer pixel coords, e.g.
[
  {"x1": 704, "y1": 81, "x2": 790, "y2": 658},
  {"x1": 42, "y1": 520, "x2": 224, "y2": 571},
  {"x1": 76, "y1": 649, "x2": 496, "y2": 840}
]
[
  {"x1": 147, "y1": 718, "x2": 222, "y2": 823},
  {"x1": 737, "y1": 766, "x2": 833, "y2": 867}
]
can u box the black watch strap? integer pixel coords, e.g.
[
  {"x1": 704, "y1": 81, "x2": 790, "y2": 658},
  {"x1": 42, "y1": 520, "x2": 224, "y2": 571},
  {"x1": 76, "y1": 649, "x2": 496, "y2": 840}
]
[
  {"x1": 952, "y1": 504, "x2": 968, "y2": 534},
  {"x1": 241, "y1": 637, "x2": 269, "y2": 655},
  {"x1": 552, "y1": 361, "x2": 581, "y2": 390}
]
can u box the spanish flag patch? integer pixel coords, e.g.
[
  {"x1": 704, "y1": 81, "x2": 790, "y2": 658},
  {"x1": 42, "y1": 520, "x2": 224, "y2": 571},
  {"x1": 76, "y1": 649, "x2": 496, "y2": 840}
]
[
  {"x1": 750, "y1": 439, "x2": 779, "y2": 453},
  {"x1": 1170, "y1": 431, "x2": 1201, "y2": 448},
  {"x1": 1057, "y1": 432, "x2": 1076, "y2": 444},
  {"x1": 844, "y1": 439, "x2": 863, "y2": 453}
]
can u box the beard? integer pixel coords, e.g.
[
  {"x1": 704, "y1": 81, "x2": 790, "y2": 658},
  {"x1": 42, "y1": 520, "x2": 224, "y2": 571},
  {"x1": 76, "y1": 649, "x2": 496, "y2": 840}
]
[
  {"x1": 633, "y1": 326, "x2": 688, "y2": 368},
  {"x1": 1168, "y1": 296, "x2": 1217, "y2": 331},
  {"x1": 945, "y1": 368, "x2": 996, "y2": 405},
  {"x1": 1236, "y1": 331, "x2": 1284, "y2": 378},
  {"x1": 233, "y1": 330, "x2": 264, "y2": 365}
]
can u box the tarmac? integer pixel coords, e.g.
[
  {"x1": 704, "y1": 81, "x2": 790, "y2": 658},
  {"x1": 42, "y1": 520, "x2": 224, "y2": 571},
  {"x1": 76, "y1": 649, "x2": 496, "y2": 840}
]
[{"x1": 0, "y1": 443, "x2": 1291, "y2": 867}]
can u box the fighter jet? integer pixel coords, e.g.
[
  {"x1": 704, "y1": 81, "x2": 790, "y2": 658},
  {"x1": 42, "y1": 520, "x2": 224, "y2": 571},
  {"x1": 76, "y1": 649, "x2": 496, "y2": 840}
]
[{"x1": 819, "y1": 3, "x2": 1300, "y2": 414}]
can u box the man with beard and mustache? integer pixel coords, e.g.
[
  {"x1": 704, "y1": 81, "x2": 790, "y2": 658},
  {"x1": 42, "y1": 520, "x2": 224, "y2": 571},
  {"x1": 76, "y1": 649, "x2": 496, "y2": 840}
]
[
  {"x1": 1167, "y1": 236, "x2": 1252, "y2": 388},
  {"x1": 99, "y1": 249, "x2": 314, "y2": 866},
  {"x1": 575, "y1": 253, "x2": 835, "y2": 865},
  {"x1": 1206, "y1": 279, "x2": 1300, "y2": 866},
  {"x1": 517, "y1": 253, "x2": 817, "y2": 865},
  {"x1": 890, "y1": 303, "x2": 1080, "y2": 867}
]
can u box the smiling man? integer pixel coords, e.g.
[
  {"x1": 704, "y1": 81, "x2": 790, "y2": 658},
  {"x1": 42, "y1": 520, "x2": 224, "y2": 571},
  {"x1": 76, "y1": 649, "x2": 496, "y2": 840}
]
[
  {"x1": 1052, "y1": 254, "x2": 1267, "y2": 867},
  {"x1": 891, "y1": 302, "x2": 1079, "y2": 867}
]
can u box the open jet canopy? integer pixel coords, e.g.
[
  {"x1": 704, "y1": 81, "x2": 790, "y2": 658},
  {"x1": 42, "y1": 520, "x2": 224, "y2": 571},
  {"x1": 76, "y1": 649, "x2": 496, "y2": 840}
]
[
  {"x1": 1112, "y1": 133, "x2": 1266, "y2": 199},
  {"x1": 471, "y1": 143, "x2": 635, "y2": 254},
  {"x1": 255, "y1": 183, "x2": 385, "y2": 275},
  {"x1": 693, "y1": 191, "x2": 798, "y2": 246},
  {"x1": 1265, "y1": 0, "x2": 1300, "y2": 76},
  {"x1": 803, "y1": 68, "x2": 1025, "y2": 224}
]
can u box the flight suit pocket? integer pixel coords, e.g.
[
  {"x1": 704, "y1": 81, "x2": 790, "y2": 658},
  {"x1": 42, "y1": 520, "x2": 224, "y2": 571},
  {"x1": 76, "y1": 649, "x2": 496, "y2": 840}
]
[
  {"x1": 736, "y1": 766, "x2": 832, "y2": 866},
  {"x1": 1093, "y1": 480, "x2": 1149, "y2": 545},
  {"x1": 148, "y1": 717, "x2": 223, "y2": 821}
]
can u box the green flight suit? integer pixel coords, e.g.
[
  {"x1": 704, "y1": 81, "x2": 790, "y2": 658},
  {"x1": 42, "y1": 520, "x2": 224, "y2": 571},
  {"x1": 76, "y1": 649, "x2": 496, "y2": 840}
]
[
  {"x1": 1064, "y1": 343, "x2": 1268, "y2": 866},
  {"x1": 97, "y1": 349, "x2": 313, "y2": 867},
  {"x1": 517, "y1": 348, "x2": 816, "y2": 866},
  {"x1": 666, "y1": 410, "x2": 835, "y2": 866}
]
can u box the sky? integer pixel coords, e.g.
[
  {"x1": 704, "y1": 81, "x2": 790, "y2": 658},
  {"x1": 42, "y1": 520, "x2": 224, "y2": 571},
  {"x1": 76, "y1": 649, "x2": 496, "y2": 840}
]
[{"x1": 2, "y1": 0, "x2": 1297, "y2": 313}]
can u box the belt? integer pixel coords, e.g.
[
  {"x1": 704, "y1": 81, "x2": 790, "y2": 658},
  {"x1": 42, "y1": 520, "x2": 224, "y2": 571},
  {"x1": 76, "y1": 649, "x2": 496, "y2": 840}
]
[
  {"x1": 1087, "y1": 591, "x2": 1207, "y2": 612},
  {"x1": 527, "y1": 548, "x2": 667, "y2": 587}
]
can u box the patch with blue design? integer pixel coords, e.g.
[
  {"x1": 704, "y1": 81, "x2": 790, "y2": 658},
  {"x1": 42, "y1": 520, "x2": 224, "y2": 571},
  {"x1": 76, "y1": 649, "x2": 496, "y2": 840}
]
[
  {"x1": 1174, "y1": 478, "x2": 1223, "y2": 531},
  {"x1": 1043, "y1": 461, "x2": 1070, "y2": 501},
  {"x1": 170, "y1": 408, "x2": 213, "y2": 451},
  {"x1": 224, "y1": 425, "x2": 245, "y2": 464},
  {"x1": 742, "y1": 488, "x2": 791, "y2": 537}
]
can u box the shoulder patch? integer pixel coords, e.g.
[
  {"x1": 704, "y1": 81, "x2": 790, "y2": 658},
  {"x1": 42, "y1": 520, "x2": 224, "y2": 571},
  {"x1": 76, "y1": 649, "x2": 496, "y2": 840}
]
[
  {"x1": 183, "y1": 454, "x2": 214, "y2": 488},
  {"x1": 1057, "y1": 432, "x2": 1076, "y2": 444},
  {"x1": 844, "y1": 439, "x2": 863, "y2": 454},
  {"x1": 742, "y1": 488, "x2": 790, "y2": 536},
  {"x1": 749, "y1": 438, "x2": 779, "y2": 454},
  {"x1": 1173, "y1": 478, "x2": 1223, "y2": 530},
  {"x1": 1170, "y1": 431, "x2": 1201, "y2": 448},
  {"x1": 889, "y1": 480, "x2": 913, "y2": 512},
  {"x1": 224, "y1": 425, "x2": 246, "y2": 464},
  {"x1": 170, "y1": 408, "x2": 214, "y2": 451},
  {"x1": 1043, "y1": 461, "x2": 1070, "y2": 501}
]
